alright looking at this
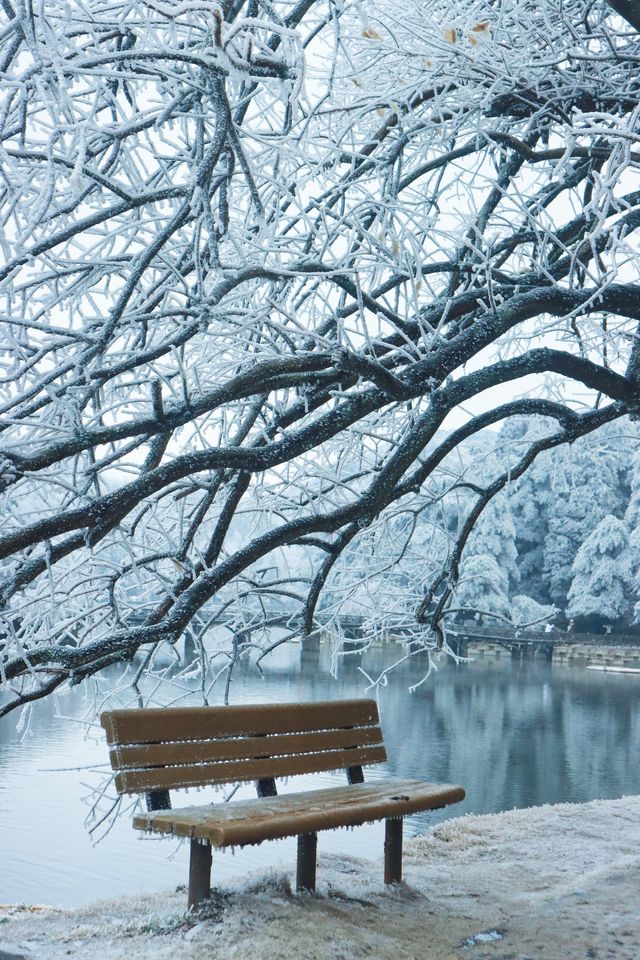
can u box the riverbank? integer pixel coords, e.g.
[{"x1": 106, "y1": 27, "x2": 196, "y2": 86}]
[
  {"x1": 472, "y1": 637, "x2": 640, "y2": 667},
  {"x1": 2, "y1": 795, "x2": 638, "y2": 960}
]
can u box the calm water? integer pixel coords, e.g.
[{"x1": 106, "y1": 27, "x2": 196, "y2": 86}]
[{"x1": 1, "y1": 645, "x2": 639, "y2": 907}]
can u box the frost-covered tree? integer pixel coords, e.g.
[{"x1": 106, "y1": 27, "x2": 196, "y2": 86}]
[
  {"x1": 2, "y1": 0, "x2": 640, "y2": 716},
  {"x1": 625, "y1": 447, "x2": 640, "y2": 527},
  {"x1": 624, "y1": 448, "x2": 640, "y2": 594},
  {"x1": 451, "y1": 555, "x2": 511, "y2": 622},
  {"x1": 510, "y1": 594, "x2": 557, "y2": 631},
  {"x1": 465, "y1": 495, "x2": 519, "y2": 594},
  {"x1": 543, "y1": 430, "x2": 630, "y2": 605},
  {"x1": 498, "y1": 418, "x2": 554, "y2": 601},
  {"x1": 567, "y1": 515, "x2": 632, "y2": 625}
]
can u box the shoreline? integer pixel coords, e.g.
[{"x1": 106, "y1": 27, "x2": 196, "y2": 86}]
[
  {"x1": 2, "y1": 794, "x2": 639, "y2": 959},
  {"x1": 471, "y1": 638, "x2": 640, "y2": 668}
]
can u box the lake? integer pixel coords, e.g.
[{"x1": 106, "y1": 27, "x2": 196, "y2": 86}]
[{"x1": 1, "y1": 644, "x2": 638, "y2": 907}]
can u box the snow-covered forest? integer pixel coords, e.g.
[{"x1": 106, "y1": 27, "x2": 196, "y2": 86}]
[
  {"x1": 420, "y1": 416, "x2": 640, "y2": 631},
  {"x1": 2, "y1": 0, "x2": 640, "y2": 716}
]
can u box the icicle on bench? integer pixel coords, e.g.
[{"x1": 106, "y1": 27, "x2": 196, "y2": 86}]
[{"x1": 100, "y1": 699, "x2": 465, "y2": 909}]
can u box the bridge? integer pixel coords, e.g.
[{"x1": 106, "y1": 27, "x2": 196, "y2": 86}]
[
  {"x1": 443, "y1": 624, "x2": 640, "y2": 661},
  {"x1": 225, "y1": 614, "x2": 640, "y2": 663},
  {"x1": 126, "y1": 611, "x2": 639, "y2": 666},
  {"x1": 306, "y1": 619, "x2": 640, "y2": 663}
]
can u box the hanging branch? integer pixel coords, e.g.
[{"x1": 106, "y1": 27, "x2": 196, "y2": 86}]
[{"x1": 1, "y1": 0, "x2": 640, "y2": 716}]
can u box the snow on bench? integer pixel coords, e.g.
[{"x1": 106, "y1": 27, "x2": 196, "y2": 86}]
[{"x1": 100, "y1": 699, "x2": 465, "y2": 908}]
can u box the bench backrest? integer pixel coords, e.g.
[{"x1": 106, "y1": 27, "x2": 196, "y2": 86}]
[{"x1": 101, "y1": 699, "x2": 386, "y2": 796}]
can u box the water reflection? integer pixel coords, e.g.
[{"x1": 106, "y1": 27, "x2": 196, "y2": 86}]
[{"x1": 1, "y1": 645, "x2": 638, "y2": 907}]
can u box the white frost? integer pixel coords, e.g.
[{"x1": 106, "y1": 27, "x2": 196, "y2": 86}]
[{"x1": 3, "y1": 795, "x2": 640, "y2": 959}]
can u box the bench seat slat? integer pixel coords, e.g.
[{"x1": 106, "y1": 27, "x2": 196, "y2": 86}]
[
  {"x1": 133, "y1": 779, "x2": 466, "y2": 846},
  {"x1": 115, "y1": 744, "x2": 387, "y2": 794},
  {"x1": 101, "y1": 699, "x2": 378, "y2": 746},
  {"x1": 109, "y1": 726, "x2": 384, "y2": 771}
]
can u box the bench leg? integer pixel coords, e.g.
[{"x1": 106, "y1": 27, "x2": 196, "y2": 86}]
[
  {"x1": 384, "y1": 818, "x2": 403, "y2": 884},
  {"x1": 296, "y1": 832, "x2": 317, "y2": 892},
  {"x1": 188, "y1": 838, "x2": 212, "y2": 909}
]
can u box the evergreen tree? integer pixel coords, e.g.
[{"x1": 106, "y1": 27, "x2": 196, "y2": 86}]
[
  {"x1": 543, "y1": 430, "x2": 629, "y2": 608},
  {"x1": 466, "y1": 495, "x2": 519, "y2": 594},
  {"x1": 510, "y1": 594, "x2": 557, "y2": 631},
  {"x1": 453, "y1": 554, "x2": 511, "y2": 621},
  {"x1": 567, "y1": 515, "x2": 632, "y2": 625},
  {"x1": 625, "y1": 448, "x2": 640, "y2": 531},
  {"x1": 624, "y1": 445, "x2": 640, "y2": 589},
  {"x1": 499, "y1": 417, "x2": 555, "y2": 603}
]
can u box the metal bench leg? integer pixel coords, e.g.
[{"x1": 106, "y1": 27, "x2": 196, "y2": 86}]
[
  {"x1": 296, "y1": 832, "x2": 317, "y2": 891},
  {"x1": 188, "y1": 838, "x2": 212, "y2": 909},
  {"x1": 384, "y1": 818, "x2": 403, "y2": 884}
]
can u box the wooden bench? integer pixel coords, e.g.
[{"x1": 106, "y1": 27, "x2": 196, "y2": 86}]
[{"x1": 100, "y1": 698, "x2": 465, "y2": 908}]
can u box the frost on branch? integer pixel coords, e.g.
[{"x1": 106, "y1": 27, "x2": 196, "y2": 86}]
[{"x1": 1, "y1": 0, "x2": 640, "y2": 716}]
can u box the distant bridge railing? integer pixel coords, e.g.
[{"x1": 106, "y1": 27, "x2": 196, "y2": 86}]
[
  {"x1": 446, "y1": 625, "x2": 640, "y2": 647},
  {"x1": 214, "y1": 614, "x2": 640, "y2": 649}
]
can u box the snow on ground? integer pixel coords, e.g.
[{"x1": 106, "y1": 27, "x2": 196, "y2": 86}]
[{"x1": 2, "y1": 796, "x2": 639, "y2": 960}]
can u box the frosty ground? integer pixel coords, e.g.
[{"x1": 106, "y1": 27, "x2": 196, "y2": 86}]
[{"x1": 2, "y1": 796, "x2": 638, "y2": 960}]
